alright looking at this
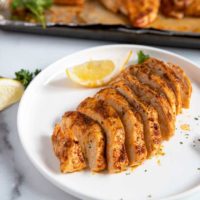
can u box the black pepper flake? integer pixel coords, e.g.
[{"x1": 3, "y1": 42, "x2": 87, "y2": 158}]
[
  {"x1": 198, "y1": 139, "x2": 200, "y2": 142},
  {"x1": 125, "y1": 172, "x2": 131, "y2": 175},
  {"x1": 185, "y1": 134, "x2": 189, "y2": 139},
  {"x1": 144, "y1": 169, "x2": 147, "y2": 172},
  {"x1": 193, "y1": 145, "x2": 196, "y2": 147},
  {"x1": 194, "y1": 117, "x2": 199, "y2": 120},
  {"x1": 147, "y1": 194, "x2": 152, "y2": 198},
  {"x1": 197, "y1": 168, "x2": 200, "y2": 171},
  {"x1": 179, "y1": 142, "x2": 183, "y2": 145}
]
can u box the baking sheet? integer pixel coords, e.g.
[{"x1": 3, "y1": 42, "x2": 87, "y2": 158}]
[{"x1": 1, "y1": 0, "x2": 200, "y2": 48}]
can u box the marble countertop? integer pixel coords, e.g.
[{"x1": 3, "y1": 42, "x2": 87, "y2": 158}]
[{"x1": 0, "y1": 30, "x2": 200, "y2": 200}]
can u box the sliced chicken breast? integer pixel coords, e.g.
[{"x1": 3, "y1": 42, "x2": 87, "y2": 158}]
[
  {"x1": 52, "y1": 123, "x2": 86, "y2": 173},
  {"x1": 124, "y1": 73, "x2": 175, "y2": 140},
  {"x1": 168, "y1": 63, "x2": 192, "y2": 108},
  {"x1": 95, "y1": 88, "x2": 147, "y2": 166},
  {"x1": 62, "y1": 111, "x2": 106, "y2": 172},
  {"x1": 111, "y1": 80, "x2": 162, "y2": 157},
  {"x1": 143, "y1": 58, "x2": 182, "y2": 114},
  {"x1": 128, "y1": 64, "x2": 177, "y2": 116},
  {"x1": 77, "y1": 97, "x2": 129, "y2": 173}
]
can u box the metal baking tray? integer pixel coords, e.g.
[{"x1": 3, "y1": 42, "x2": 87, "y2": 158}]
[
  {"x1": 1, "y1": 3, "x2": 200, "y2": 49},
  {"x1": 1, "y1": 20, "x2": 200, "y2": 49}
]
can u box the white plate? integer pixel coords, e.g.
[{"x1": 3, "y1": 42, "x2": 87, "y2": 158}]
[{"x1": 17, "y1": 45, "x2": 200, "y2": 200}]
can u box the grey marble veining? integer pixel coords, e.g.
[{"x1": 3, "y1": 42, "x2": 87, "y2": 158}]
[
  {"x1": 0, "y1": 104, "x2": 78, "y2": 200},
  {"x1": 0, "y1": 109, "x2": 24, "y2": 200}
]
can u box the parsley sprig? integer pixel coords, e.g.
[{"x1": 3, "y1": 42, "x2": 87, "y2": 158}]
[
  {"x1": 15, "y1": 69, "x2": 41, "y2": 88},
  {"x1": 137, "y1": 51, "x2": 150, "y2": 64},
  {"x1": 11, "y1": 0, "x2": 52, "y2": 28}
]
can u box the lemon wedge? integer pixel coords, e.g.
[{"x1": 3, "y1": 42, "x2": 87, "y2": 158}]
[
  {"x1": 120, "y1": 50, "x2": 133, "y2": 71},
  {"x1": 66, "y1": 51, "x2": 133, "y2": 88},
  {"x1": 0, "y1": 78, "x2": 24, "y2": 111},
  {"x1": 66, "y1": 60, "x2": 115, "y2": 87}
]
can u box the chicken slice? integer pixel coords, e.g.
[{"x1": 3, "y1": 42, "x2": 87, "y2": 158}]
[
  {"x1": 95, "y1": 88, "x2": 147, "y2": 166},
  {"x1": 161, "y1": 0, "x2": 193, "y2": 18},
  {"x1": 124, "y1": 73, "x2": 175, "y2": 140},
  {"x1": 143, "y1": 58, "x2": 182, "y2": 114},
  {"x1": 185, "y1": 0, "x2": 200, "y2": 17},
  {"x1": 168, "y1": 63, "x2": 192, "y2": 108},
  {"x1": 52, "y1": 123, "x2": 86, "y2": 173},
  {"x1": 62, "y1": 111, "x2": 106, "y2": 172},
  {"x1": 126, "y1": 0, "x2": 160, "y2": 27},
  {"x1": 99, "y1": 0, "x2": 160, "y2": 27},
  {"x1": 99, "y1": 0, "x2": 122, "y2": 13},
  {"x1": 98, "y1": 0, "x2": 129, "y2": 15},
  {"x1": 111, "y1": 80, "x2": 162, "y2": 157},
  {"x1": 77, "y1": 97, "x2": 129, "y2": 173},
  {"x1": 128, "y1": 64, "x2": 177, "y2": 116}
]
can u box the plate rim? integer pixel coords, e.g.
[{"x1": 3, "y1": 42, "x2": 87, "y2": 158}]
[{"x1": 17, "y1": 44, "x2": 200, "y2": 200}]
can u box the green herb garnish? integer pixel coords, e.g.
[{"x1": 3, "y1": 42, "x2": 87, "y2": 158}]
[
  {"x1": 137, "y1": 51, "x2": 150, "y2": 64},
  {"x1": 15, "y1": 69, "x2": 41, "y2": 88},
  {"x1": 11, "y1": 0, "x2": 52, "y2": 28}
]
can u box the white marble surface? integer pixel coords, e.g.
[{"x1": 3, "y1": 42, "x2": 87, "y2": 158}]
[{"x1": 0, "y1": 29, "x2": 200, "y2": 200}]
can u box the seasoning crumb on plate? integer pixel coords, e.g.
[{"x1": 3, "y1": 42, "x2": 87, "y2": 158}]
[
  {"x1": 180, "y1": 124, "x2": 190, "y2": 131},
  {"x1": 157, "y1": 159, "x2": 161, "y2": 165}
]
